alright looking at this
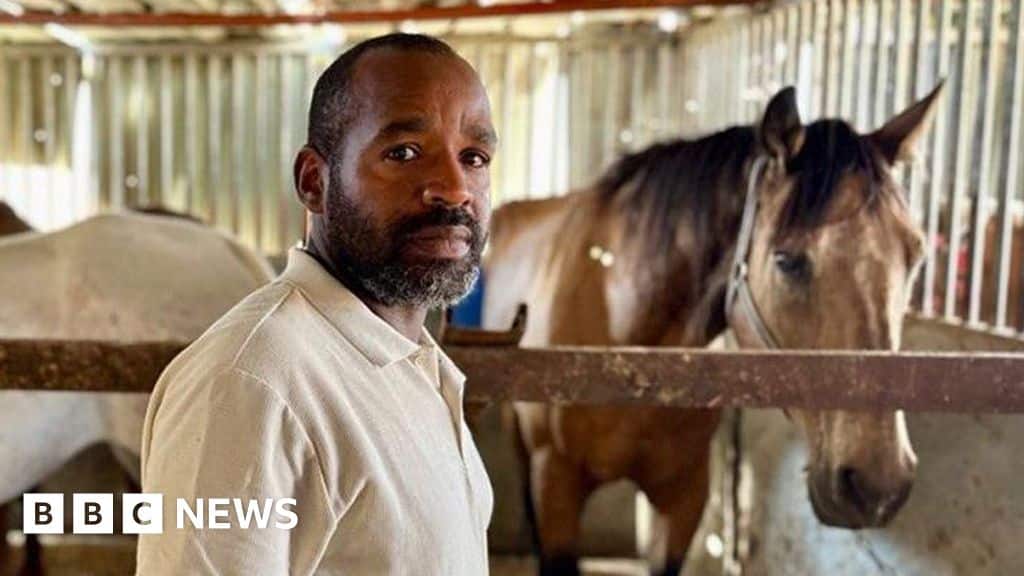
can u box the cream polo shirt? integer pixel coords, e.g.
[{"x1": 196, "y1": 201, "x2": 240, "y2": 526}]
[{"x1": 136, "y1": 248, "x2": 493, "y2": 576}]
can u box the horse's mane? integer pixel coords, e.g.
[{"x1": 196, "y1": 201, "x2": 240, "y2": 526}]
[
  {"x1": 595, "y1": 119, "x2": 892, "y2": 267},
  {"x1": 595, "y1": 126, "x2": 756, "y2": 269}
]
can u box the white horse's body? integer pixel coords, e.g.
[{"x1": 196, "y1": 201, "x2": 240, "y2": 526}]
[{"x1": 0, "y1": 212, "x2": 274, "y2": 503}]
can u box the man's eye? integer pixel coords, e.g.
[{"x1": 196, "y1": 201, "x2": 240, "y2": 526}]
[
  {"x1": 385, "y1": 145, "x2": 420, "y2": 162},
  {"x1": 461, "y1": 151, "x2": 490, "y2": 169}
]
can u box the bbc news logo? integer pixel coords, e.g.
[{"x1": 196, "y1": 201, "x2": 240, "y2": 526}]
[{"x1": 23, "y1": 494, "x2": 298, "y2": 534}]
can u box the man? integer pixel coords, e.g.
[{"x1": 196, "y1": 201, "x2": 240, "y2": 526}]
[{"x1": 137, "y1": 33, "x2": 496, "y2": 575}]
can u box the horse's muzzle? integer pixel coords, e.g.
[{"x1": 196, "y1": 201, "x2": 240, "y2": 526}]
[{"x1": 808, "y1": 466, "x2": 914, "y2": 529}]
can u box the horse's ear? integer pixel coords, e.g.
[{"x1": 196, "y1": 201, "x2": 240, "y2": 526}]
[
  {"x1": 870, "y1": 80, "x2": 945, "y2": 165},
  {"x1": 760, "y1": 86, "x2": 805, "y2": 162}
]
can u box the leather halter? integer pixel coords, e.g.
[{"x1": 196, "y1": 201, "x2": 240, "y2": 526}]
[{"x1": 725, "y1": 156, "x2": 780, "y2": 349}]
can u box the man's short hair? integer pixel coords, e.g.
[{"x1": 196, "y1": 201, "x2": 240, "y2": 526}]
[{"x1": 306, "y1": 33, "x2": 459, "y2": 162}]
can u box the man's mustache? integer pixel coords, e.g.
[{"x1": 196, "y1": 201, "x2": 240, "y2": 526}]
[{"x1": 393, "y1": 208, "x2": 483, "y2": 244}]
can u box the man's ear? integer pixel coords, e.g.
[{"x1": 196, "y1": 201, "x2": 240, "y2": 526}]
[
  {"x1": 760, "y1": 86, "x2": 805, "y2": 162},
  {"x1": 870, "y1": 80, "x2": 945, "y2": 165},
  {"x1": 294, "y1": 146, "x2": 329, "y2": 214}
]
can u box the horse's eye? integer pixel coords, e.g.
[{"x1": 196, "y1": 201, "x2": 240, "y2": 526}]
[{"x1": 773, "y1": 250, "x2": 811, "y2": 281}]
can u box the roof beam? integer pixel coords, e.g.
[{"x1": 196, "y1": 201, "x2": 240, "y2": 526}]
[{"x1": 0, "y1": 0, "x2": 752, "y2": 27}]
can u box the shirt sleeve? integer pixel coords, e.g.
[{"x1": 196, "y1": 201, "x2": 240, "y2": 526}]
[{"x1": 136, "y1": 367, "x2": 337, "y2": 576}]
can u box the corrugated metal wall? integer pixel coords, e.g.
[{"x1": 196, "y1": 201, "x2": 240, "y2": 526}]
[
  {"x1": 0, "y1": 29, "x2": 677, "y2": 255},
  {"x1": 1, "y1": 0, "x2": 1022, "y2": 332}
]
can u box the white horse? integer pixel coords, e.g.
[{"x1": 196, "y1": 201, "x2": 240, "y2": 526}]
[{"x1": 0, "y1": 209, "x2": 274, "y2": 537}]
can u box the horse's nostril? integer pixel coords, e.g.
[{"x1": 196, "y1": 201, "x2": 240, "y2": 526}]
[{"x1": 838, "y1": 466, "x2": 872, "y2": 514}]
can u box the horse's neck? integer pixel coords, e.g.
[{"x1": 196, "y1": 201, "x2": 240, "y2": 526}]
[{"x1": 610, "y1": 168, "x2": 750, "y2": 348}]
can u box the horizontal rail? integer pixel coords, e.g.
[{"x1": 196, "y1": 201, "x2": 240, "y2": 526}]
[{"x1": 2, "y1": 336, "x2": 1024, "y2": 412}]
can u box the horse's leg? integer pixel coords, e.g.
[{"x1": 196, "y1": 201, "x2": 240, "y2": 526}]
[
  {"x1": 643, "y1": 456, "x2": 712, "y2": 576},
  {"x1": 531, "y1": 446, "x2": 590, "y2": 576}
]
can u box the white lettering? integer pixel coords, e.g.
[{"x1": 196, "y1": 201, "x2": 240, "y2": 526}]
[
  {"x1": 274, "y1": 498, "x2": 298, "y2": 530},
  {"x1": 233, "y1": 498, "x2": 274, "y2": 529},
  {"x1": 177, "y1": 498, "x2": 204, "y2": 529},
  {"x1": 207, "y1": 498, "x2": 231, "y2": 529}
]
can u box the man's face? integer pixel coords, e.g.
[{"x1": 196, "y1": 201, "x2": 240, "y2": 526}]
[{"x1": 321, "y1": 48, "x2": 495, "y2": 308}]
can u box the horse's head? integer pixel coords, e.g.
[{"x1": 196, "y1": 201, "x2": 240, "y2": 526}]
[{"x1": 733, "y1": 84, "x2": 943, "y2": 528}]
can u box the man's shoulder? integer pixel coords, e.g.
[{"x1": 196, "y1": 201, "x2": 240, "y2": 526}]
[{"x1": 156, "y1": 278, "x2": 367, "y2": 400}]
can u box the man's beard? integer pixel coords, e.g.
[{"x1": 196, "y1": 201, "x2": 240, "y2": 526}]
[{"x1": 324, "y1": 190, "x2": 486, "y2": 309}]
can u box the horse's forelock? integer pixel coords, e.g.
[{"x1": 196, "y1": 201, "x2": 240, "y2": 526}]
[{"x1": 778, "y1": 120, "x2": 892, "y2": 234}]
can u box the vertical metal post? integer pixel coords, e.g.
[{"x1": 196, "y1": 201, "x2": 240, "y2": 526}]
[
  {"x1": 945, "y1": 0, "x2": 979, "y2": 320},
  {"x1": 907, "y1": 0, "x2": 931, "y2": 225},
  {"x1": 207, "y1": 54, "x2": 222, "y2": 225},
  {"x1": 133, "y1": 55, "x2": 149, "y2": 207},
  {"x1": 872, "y1": 0, "x2": 892, "y2": 127},
  {"x1": 254, "y1": 52, "x2": 267, "y2": 251},
  {"x1": 279, "y1": 54, "x2": 293, "y2": 252},
  {"x1": 996, "y1": 1, "x2": 1023, "y2": 329},
  {"x1": 109, "y1": 56, "x2": 125, "y2": 210},
  {"x1": 921, "y1": 0, "x2": 954, "y2": 317},
  {"x1": 184, "y1": 53, "x2": 198, "y2": 215},
  {"x1": 231, "y1": 53, "x2": 245, "y2": 234},
  {"x1": 968, "y1": 0, "x2": 1004, "y2": 324},
  {"x1": 159, "y1": 55, "x2": 174, "y2": 213}
]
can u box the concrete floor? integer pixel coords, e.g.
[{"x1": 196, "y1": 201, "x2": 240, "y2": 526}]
[{"x1": 2, "y1": 534, "x2": 647, "y2": 576}]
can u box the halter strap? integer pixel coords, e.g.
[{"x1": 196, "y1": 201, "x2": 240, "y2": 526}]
[{"x1": 725, "y1": 155, "x2": 780, "y2": 349}]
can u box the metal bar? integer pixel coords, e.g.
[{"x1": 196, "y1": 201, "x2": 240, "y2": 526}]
[
  {"x1": 0, "y1": 0, "x2": 760, "y2": 27},
  {"x1": 785, "y1": 1, "x2": 799, "y2": 86},
  {"x1": 231, "y1": 53, "x2": 244, "y2": 234},
  {"x1": 968, "y1": 0, "x2": 1003, "y2": 325},
  {"x1": 64, "y1": 53, "x2": 77, "y2": 219},
  {"x1": 133, "y1": 55, "x2": 149, "y2": 207},
  {"x1": 797, "y1": 0, "x2": 813, "y2": 115},
  {"x1": 0, "y1": 52, "x2": 7, "y2": 197},
  {"x1": 552, "y1": 42, "x2": 566, "y2": 194},
  {"x1": 872, "y1": 0, "x2": 892, "y2": 127},
  {"x1": 633, "y1": 43, "x2": 648, "y2": 144},
  {"x1": 602, "y1": 44, "x2": 620, "y2": 166},
  {"x1": 811, "y1": 0, "x2": 827, "y2": 118},
  {"x1": 906, "y1": 0, "x2": 931, "y2": 225},
  {"x1": 17, "y1": 56, "x2": 30, "y2": 213},
  {"x1": 184, "y1": 53, "x2": 198, "y2": 214},
  {"x1": 524, "y1": 45, "x2": 535, "y2": 197},
  {"x1": 159, "y1": 55, "x2": 173, "y2": 212},
  {"x1": 2, "y1": 338, "x2": 1024, "y2": 412},
  {"x1": 499, "y1": 44, "x2": 513, "y2": 203},
  {"x1": 773, "y1": 4, "x2": 786, "y2": 91},
  {"x1": 996, "y1": 1, "x2": 1024, "y2": 328},
  {"x1": 856, "y1": 0, "x2": 874, "y2": 129},
  {"x1": 838, "y1": 0, "x2": 856, "y2": 117},
  {"x1": 109, "y1": 56, "x2": 124, "y2": 209},
  {"x1": 254, "y1": 52, "x2": 267, "y2": 250},
  {"x1": 891, "y1": 0, "x2": 913, "y2": 118},
  {"x1": 207, "y1": 54, "x2": 222, "y2": 225},
  {"x1": 279, "y1": 54, "x2": 293, "y2": 252},
  {"x1": 945, "y1": 0, "x2": 979, "y2": 320},
  {"x1": 41, "y1": 56, "x2": 55, "y2": 224},
  {"x1": 824, "y1": 0, "x2": 840, "y2": 115},
  {"x1": 922, "y1": 0, "x2": 954, "y2": 317}
]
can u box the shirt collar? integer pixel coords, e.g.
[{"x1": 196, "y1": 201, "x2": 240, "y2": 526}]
[
  {"x1": 280, "y1": 247, "x2": 421, "y2": 368},
  {"x1": 418, "y1": 323, "x2": 467, "y2": 394}
]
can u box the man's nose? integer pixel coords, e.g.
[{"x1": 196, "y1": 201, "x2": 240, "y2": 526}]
[{"x1": 422, "y1": 152, "x2": 471, "y2": 208}]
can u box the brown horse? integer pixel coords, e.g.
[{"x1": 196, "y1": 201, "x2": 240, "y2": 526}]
[{"x1": 483, "y1": 84, "x2": 943, "y2": 575}]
